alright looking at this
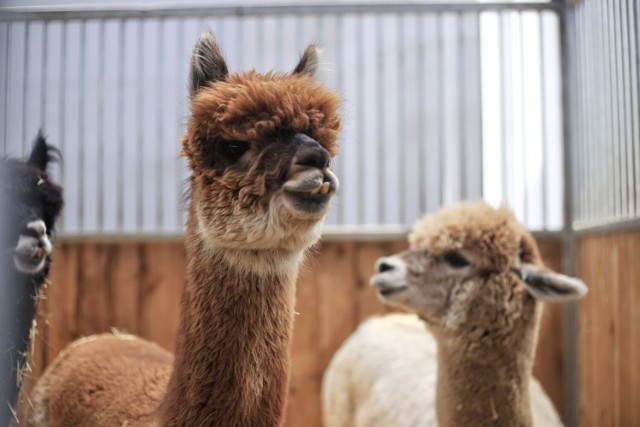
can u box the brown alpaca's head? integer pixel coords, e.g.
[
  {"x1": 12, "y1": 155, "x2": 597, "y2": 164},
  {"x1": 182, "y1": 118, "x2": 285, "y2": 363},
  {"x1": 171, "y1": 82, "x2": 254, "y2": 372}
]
[{"x1": 183, "y1": 32, "x2": 342, "y2": 255}]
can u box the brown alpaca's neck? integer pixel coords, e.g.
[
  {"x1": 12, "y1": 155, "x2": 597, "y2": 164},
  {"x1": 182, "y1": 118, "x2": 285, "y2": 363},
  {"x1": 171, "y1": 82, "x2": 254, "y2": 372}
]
[
  {"x1": 435, "y1": 329, "x2": 537, "y2": 427},
  {"x1": 160, "y1": 227, "x2": 301, "y2": 427}
]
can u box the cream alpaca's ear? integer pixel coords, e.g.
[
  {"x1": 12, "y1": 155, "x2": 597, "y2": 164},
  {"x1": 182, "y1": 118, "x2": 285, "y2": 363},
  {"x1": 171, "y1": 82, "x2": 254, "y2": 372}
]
[
  {"x1": 293, "y1": 44, "x2": 320, "y2": 78},
  {"x1": 512, "y1": 264, "x2": 588, "y2": 302},
  {"x1": 189, "y1": 31, "x2": 229, "y2": 97}
]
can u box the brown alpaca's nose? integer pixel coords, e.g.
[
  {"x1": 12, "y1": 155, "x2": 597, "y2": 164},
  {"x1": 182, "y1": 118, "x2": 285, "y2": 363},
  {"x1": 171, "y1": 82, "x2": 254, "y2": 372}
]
[{"x1": 293, "y1": 133, "x2": 330, "y2": 170}]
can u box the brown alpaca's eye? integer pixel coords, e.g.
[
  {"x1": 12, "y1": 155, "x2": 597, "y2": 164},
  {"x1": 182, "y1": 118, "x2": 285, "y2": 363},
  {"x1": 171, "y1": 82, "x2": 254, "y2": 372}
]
[
  {"x1": 443, "y1": 252, "x2": 470, "y2": 268},
  {"x1": 223, "y1": 140, "x2": 249, "y2": 161}
]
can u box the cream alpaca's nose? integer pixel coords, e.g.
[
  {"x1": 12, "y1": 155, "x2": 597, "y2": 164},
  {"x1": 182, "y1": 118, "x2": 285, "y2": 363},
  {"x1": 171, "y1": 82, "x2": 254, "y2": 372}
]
[
  {"x1": 376, "y1": 257, "x2": 402, "y2": 274},
  {"x1": 292, "y1": 133, "x2": 330, "y2": 170}
]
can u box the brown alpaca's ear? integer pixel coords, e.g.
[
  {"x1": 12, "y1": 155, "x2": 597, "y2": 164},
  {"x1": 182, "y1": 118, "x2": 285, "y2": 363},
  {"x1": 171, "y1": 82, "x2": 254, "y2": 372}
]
[
  {"x1": 189, "y1": 31, "x2": 229, "y2": 97},
  {"x1": 293, "y1": 44, "x2": 320, "y2": 78}
]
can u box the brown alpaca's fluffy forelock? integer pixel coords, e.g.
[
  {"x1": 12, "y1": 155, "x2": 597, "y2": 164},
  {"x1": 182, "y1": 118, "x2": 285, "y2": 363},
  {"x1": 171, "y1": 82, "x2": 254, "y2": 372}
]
[{"x1": 184, "y1": 71, "x2": 342, "y2": 172}]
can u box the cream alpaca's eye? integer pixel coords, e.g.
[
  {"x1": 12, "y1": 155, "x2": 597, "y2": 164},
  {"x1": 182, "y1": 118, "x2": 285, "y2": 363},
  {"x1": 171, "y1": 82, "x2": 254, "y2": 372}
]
[
  {"x1": 443, "y1": 252, "x2": 469, "y2": 269},
  {"x1": 223, "y1": 140, "x2": 249, "y2": 160}
]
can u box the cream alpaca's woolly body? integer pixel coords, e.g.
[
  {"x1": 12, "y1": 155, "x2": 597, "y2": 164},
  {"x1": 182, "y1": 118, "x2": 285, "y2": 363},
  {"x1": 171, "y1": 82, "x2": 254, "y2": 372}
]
[
  {"x1": 323, "y1": 202, "x2": 586, "y2": 427},
  {"x1": 323, "y1": 314, "x2": 562, "y2": 427}
]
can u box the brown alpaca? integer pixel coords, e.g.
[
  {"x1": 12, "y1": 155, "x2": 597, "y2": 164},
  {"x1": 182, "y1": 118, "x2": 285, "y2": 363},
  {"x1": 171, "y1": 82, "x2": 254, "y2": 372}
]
[{"x1": 29, "y1": 32, "x2": 342, "y2": 427}]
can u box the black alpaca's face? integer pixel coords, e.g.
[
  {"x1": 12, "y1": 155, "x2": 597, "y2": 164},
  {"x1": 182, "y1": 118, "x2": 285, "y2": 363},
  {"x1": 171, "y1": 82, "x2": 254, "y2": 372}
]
[{"x1": 0, "y1": 136, "x2": 63, "y2": 275}]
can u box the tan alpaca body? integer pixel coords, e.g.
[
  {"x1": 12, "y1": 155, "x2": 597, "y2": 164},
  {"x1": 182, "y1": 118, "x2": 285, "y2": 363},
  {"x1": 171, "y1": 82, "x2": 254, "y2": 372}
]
[
  {"x1": 30, "y1": 32, "x2": 342, "y2": 427},
  {"x1": 30, "y1": 334, "x2": 172, "y2": 426},
  {"x1": 323, "y1": 202, "x2": 587, "y2": 427}
]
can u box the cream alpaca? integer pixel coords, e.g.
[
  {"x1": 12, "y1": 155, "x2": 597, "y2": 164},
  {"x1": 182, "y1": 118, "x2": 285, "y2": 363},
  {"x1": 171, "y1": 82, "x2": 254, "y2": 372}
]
[
  {"x1": 322, "y1": 202, "x2": 587, "y2": 427},
  {"x1": 29, "y1": 32, "x2": 342, "y2": 427}
]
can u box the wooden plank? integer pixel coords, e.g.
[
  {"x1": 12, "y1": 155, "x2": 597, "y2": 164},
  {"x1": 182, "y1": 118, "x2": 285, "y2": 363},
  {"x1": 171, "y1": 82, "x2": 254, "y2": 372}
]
[
  {"x1": 618, "y1": 232, "x2": 638, "y2": 426},
  {"x1": 576, "y1": 231, "x2": 640, "y2": 426},
  {"x1": 108, "y1": 243, "x2": 142, "y2": 335},
  {"x1": 628, "y1": 232, "x2": 640, "y2": 426},
  {"x1": 45, "y1": 243, "x2": 80, "y2": 361},
  {"x1": 287, "y1": 247, "x2": 322, "y2": 427},
  {"x1": 76, "y1": 243, "x2": 111, "y2": 336},
  {"x1": 316, "y1": 241, "x2": 358, "y2": 369},
  {"x1": 138, "y1": 242, "x2": 184, "y2": 351},
  {"x1": 533, "y1": 237, "x2": 565, "y2": 416}
]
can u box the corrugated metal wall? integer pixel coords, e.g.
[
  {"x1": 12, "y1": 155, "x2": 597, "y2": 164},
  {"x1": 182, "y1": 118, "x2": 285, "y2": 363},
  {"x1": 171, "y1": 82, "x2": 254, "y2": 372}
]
[
  {"x1": 564, "y1": 1, "x2": 640, "y2": 426},
  {"x1": 0, "y1": 3, "x2": 563, "y2": 235},
  {"x1": 566, "y1": 0, "x2": 640, "y2": 230}
]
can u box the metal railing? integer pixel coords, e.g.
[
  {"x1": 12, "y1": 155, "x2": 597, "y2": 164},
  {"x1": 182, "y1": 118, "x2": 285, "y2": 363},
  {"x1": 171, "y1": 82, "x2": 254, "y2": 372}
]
[{"x1": 0, "y1": 2, "x2": 564, "y2": 236}]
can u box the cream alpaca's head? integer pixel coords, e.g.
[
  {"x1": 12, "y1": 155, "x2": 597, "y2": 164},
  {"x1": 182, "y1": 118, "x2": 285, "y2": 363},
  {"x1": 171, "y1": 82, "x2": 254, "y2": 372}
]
[
  {"x1": 183, "y1": 32, "x2": 342, "y2": 254},
  {"x1": 371, "y1": 202, "x2": 587, "y2": 345}
]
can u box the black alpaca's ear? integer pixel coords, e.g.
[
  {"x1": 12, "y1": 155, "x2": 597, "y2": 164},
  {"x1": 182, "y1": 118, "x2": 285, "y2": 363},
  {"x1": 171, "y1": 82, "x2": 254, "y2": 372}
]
[
  {"x1": 293, "y1": 44, "x2": 320, "y2": 78},
  {"x1": 27, "y1": 130, "x2": 56, "y2": 172},
  {"x1": 189, "y1": 31, "x2": 229, "y2": 97}
]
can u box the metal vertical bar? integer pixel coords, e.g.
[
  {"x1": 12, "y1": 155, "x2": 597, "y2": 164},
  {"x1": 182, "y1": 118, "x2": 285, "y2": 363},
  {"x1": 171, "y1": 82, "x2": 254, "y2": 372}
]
[
  {"x1": 539, "y1": 12, "x2": 548, "y2": 229},
  {"x1": 499, "y1": 12, "x2": 508, "y2": 204},
  {"x1": 78, "y1": 20, "x2": 86, "y2": 231},
  {"x1": 97, "y1": 20, "x2": 105, "y2": 231},
  {"x1": 613, "y1": 0, "x2": 626, "y2": 221},
  {"x1": 630, "y1": 0, "x2": 640, "y2": 217},
  {"x1": 599, "y1": 0, "x2": 610, "y2": 224},
  {"x1": 22, "y1": 22, "x2": 29, "y2": 153},
  {"x1": 256, "y1": 15, "x2": 264, "y2": 71},
  {"x1": 40, "y1": 21, "x2": 47, "y2": 128},
  {"x1": 417, "y1": 13, "x2": 426, "y2": 213},
  {"x1": 275, "y1": 15, "x2": 284, "y2": 70},
  {"x1": 397, "y1": 14, "x2": 405, "y2": 223},
  {"x1": 2, "y1": 23, "x2": 10, "y2": 152},
  {"x1": 376, "y1": 14, "x2": 385, "y2": 223},
  {"x1": 437, "y1": 13, "x2": 444, "y2": 207},
  {"x1": 175, "y1": 17, "x2": 185, "y2": 230},
  {"x1": 117, "y1": 19, "x2": 125, "y2": 231},
  {"x1": 606, "y1": 0, "x2": 619, "y2": 223},
  {"x1": 457, "y1": 12, "x2": 467, "y2": 201},
  {"x1": 581, "y1": 0, "x2": 591, "y2": 226},
  {"x1": 594, "y1": 0, "x2": 603, "y2": 224},
  {"x1": 357, "y1": 15, "x2": 365, "y2": 225},
  {"x1": 519, "y1": 11, "x2": 528, "y2": 225},
  {"x1": 620, "y1": 0, "x2": 634, "y2": 218},
  {"x1": 335, "y1": 14, "x2": 344, "y2": 225},
  {"x1": 157, "y1": 18, "x2": 164, "y2": 229},
  {"x1": 559, "y1": 6, "x2": 578, "y2": 427},
  {"x1": 635, "y1": 0, "x2": 640, "y2": 218},
  {"x1": 236, "y1": 15, "x2": 243, "y2": 69},
  {"x1": 57, "y1": 22, "x2": 66, "y2": 230},
  {"x1": 136, "y1": 19, "x2": 143, "y2": 229}
]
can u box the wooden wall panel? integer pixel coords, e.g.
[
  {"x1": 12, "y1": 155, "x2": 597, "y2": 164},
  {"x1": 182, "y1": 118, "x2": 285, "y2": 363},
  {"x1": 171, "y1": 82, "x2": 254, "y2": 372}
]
[
  {"x1": 577, "y1": 230, "x2": 640, "y2": 427},
  {"x1": 19, "y1": 237, "x2": 565, "y2": 426},
  {"x1": 533, "y1": 238, "x2": 565, "y2": 416}
]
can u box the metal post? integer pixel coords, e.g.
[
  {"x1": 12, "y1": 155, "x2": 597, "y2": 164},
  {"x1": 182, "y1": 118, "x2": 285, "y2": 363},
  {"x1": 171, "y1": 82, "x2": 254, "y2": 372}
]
[{"x1": 558, "y1": 3, "x2": 579, "y2": 426}]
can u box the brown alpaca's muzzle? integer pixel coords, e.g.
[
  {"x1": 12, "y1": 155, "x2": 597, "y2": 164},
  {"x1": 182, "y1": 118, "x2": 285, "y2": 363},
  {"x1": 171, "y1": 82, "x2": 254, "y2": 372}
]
[{"x1": 283, "y1": 133, "x2": 339, "y2": 215}]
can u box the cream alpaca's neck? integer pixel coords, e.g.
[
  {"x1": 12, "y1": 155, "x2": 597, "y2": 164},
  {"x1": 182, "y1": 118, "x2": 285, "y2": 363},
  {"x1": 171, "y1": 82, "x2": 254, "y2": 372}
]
[
  {"x1": 160, "y1": 222, "x2": 302, "y2": 427},
  {"x1": 435, "y1": 331, "x2": 537, "y2": 427}
]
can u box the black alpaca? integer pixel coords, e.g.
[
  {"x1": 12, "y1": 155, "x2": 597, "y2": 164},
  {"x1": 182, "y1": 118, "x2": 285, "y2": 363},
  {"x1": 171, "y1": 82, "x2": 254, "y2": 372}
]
[{"x1": 1, "y1": 133, "x2": 63, "y2": 426}]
